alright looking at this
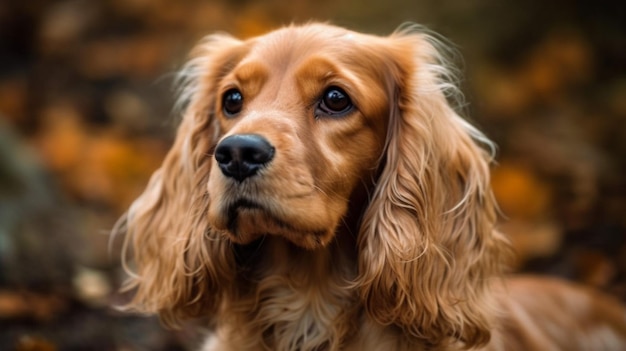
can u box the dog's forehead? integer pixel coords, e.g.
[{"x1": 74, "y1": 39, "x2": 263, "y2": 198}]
[{"x1": 243, "y1": 25, "x2": 367, "y2": 66}]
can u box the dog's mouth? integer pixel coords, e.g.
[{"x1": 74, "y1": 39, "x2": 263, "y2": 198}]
[
  {"x1": 225, "y1": 198, "x2": 274, "y2": 233},
  {"x1": 221, "y1": 197, "x2": 331, "y2": 249}
]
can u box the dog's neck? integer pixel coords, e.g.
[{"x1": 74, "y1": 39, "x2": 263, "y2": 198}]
[{"x1": 227, "y1": 235, "x2": 358, "y2": 350}]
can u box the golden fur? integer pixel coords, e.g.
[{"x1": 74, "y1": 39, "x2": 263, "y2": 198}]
[{"x1": 117, "y1": 23, "x2": 626, "y2": 350}]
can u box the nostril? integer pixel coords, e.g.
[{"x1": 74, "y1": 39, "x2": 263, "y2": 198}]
[
  {"x1": 214, "y1": 134, "x2": 275, "y2": 181},
  {"x1": 245, "y1": 143, "x2": 274, "y2": 164},
  {"x1": 214, "y1": 147, "x2": 231, "y2": 164}
]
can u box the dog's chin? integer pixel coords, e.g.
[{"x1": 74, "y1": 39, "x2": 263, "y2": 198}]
[{"x1": 212, "y1": 199, "x2": 334, "y2": 250}]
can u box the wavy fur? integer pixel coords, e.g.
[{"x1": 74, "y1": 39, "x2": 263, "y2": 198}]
[{"x1": 116, "y1": 23, "x2": 626, "y2": 351}]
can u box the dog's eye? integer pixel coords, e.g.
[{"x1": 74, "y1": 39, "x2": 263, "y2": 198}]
[
  {"x1": 318, "y1": 87, "x2": 352, "y2": 116},
  {"x1": 222, "y1": 89, "x2": 244, "y2": 116}
]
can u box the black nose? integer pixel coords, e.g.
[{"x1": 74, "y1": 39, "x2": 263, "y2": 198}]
[{"x1": 214, "y1": 134, "x2": 275, "y2": 182}]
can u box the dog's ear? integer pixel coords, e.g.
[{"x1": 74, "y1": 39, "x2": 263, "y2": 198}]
[
  {"x1": 357, "y1": 27, "x2": 511, "y2": 347},
  {"x1": 115, "y1": 34, "x2": 244, "y2": 326}
]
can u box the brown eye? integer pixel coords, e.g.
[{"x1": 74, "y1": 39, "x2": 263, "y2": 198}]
[
  {"x1": 223, "y1": 89, "x2": 243, "y2": 116},
  {"x1": 319, "y1": 87, "x2": 352, "y2": 116}
]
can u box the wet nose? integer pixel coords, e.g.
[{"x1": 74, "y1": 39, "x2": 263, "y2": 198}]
[{"x1": 214, "y1": 134, "x2": 275, "y2": 182}]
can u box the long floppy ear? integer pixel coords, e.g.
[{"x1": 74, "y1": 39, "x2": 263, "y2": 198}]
[
  {"x1": 115, "y1": 34, "x2": 244, "y2": 326},
  {"x1": 357, "y1": 27, "x2": 511, "y2": 347}
]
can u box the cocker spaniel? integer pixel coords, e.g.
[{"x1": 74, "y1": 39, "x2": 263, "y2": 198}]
[{"x1": 117, "y1": 23, "x2": 626, "y2": 350}]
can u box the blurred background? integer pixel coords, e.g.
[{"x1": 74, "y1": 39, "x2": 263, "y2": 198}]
[{"x1": 0, "y1": 0, "x2": 624, "y2": 349}]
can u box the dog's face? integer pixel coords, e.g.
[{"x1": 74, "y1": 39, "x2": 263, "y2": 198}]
[{"x1": 206, "y1": 26, "x2": 392, "y2": 248}]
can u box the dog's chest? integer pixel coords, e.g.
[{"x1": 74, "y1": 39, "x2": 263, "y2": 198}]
[{"x1": 247, "y1": 276, "x2": 354, "y2": 351}]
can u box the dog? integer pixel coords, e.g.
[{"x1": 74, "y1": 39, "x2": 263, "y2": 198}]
[{"x1": 116, "y1": 23, "x2": 626, "y2": 350}]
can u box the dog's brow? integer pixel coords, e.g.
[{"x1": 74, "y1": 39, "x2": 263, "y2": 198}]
[
  {"x1": 293, "y1": 57, "x2": 342, "y2": 98},
  {"x1": 296, "y1": 57, "x2": 337, "y2": 79},
  {"x1": 233, "y1": 62, "x2": 269, "y2": 94}
]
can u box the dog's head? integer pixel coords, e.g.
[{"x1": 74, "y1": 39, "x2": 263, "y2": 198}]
[
  {"x1": 204, "y1": 25, "x2": 392, "y2": 248},
  {"x1": 118, "y1": 23, "x2": 509, "y2": 347}
]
